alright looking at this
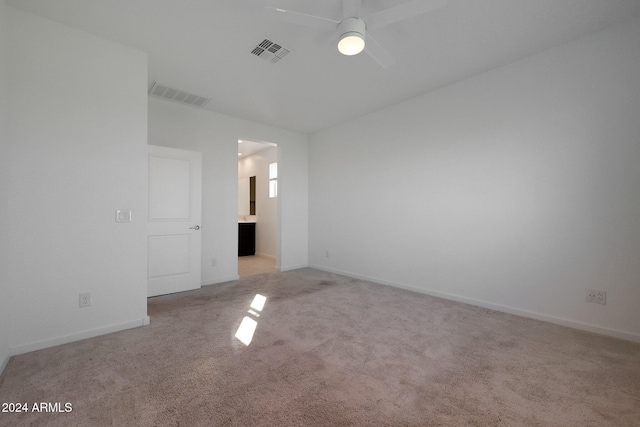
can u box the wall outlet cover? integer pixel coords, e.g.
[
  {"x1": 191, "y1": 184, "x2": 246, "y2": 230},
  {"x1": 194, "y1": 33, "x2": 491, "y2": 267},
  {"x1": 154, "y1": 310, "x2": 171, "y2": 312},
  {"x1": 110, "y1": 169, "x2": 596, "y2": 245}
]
[{"x1": 586, "y1": 289, "x2": 606, "y2": 305}]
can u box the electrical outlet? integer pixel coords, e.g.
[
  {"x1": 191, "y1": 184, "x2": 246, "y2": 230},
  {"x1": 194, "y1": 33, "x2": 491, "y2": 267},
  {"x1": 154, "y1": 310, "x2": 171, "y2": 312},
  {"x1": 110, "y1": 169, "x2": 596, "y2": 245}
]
[
  {"x1": 586, "y1": 289, "x2": 606, "y2": 305},
  {"x1": 79, "y1": 293, "x2": 92, "y2": 308}
]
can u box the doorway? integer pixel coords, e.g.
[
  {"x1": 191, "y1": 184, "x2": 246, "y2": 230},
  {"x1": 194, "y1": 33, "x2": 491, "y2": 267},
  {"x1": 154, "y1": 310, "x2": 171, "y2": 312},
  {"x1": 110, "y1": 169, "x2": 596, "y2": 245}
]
[{"x1": 237, "y1": 139, "x2": 278, "y2": 278}]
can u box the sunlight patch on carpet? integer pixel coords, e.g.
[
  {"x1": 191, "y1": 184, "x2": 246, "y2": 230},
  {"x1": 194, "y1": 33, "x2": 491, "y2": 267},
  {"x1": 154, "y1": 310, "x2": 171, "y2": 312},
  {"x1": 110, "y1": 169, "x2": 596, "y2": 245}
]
[
  {"x1": 235, "y1": 294, "x2": 267, "y2": 346},
  {"x1": 235, "y1": 316, "x2": 258, "y2": 346},
  {"x1": 250, "y1": 294, "x2": 267, "y2": 311}
]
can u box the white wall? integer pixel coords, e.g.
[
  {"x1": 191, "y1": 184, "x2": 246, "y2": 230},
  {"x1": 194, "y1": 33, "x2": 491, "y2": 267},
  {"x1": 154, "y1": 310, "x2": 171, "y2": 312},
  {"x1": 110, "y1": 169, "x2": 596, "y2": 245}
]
[
  {"x1": 0, "y1": 0, "x2": 12, "y2": 373},
  {"x1": 5, "y1": 8, "x2": 149, "y2": 355},
  {"x1": 238, "y1": 146, "x2": 278, "y2": 258},
  {"x1": 148, "y1": 98, "x2": 308, "y2": 283},
  {"x1": 309, "y1": 18, "x2": 640, "y2": 342}
]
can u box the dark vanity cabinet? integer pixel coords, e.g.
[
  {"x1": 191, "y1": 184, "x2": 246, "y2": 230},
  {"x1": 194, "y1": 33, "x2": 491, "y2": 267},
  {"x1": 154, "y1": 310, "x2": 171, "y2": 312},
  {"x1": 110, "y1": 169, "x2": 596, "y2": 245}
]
[{"x1": 238, "y1": 222, "x2": 256, "y2": 256}]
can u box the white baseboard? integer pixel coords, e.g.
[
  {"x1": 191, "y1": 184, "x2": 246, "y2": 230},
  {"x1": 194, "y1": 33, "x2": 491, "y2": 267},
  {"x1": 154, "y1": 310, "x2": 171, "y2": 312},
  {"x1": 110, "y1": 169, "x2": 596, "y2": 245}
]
[
  {"x1": 310, "y1": 264, "x2": 640, "y2": 344},
  {"x1": 278, "y1": 264, "x2": 309, "y2": 272},
  {"x1": 9, "y1": 317, "x2": 150, "y2": 357},
  {"x1": 0, "y1": 353, "x2": 10, "y2": 377}
]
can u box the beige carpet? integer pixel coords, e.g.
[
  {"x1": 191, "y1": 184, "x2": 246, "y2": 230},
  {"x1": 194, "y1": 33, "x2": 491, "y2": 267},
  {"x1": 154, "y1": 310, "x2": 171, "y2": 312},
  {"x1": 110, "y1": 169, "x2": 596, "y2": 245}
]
[{"x1": 1, "y1": 268, "x2": 639, "y2": 426}]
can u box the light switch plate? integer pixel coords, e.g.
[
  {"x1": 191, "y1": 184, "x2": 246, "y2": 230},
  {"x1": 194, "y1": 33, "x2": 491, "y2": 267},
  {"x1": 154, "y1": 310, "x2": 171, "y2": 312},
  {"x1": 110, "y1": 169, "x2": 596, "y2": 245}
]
[{"x1": 115, "y1": 209, "x2": 132, "y2": 222}]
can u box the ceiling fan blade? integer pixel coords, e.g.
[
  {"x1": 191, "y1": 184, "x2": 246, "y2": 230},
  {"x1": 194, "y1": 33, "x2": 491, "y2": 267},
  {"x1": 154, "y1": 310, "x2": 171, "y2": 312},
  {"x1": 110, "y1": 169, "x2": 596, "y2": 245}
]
[
  {"x1": 265, "y1": 6, "x2": 339, "y2": 31},
  {"x1": 364, "y1": 34, "x2": 396, "y2": 68},
  {"x1": 365, "y1": 0, "x2": 447, "y2": 30},
  {"x1": 342, "y1": 0, "x2": 361, "y2": 19}
]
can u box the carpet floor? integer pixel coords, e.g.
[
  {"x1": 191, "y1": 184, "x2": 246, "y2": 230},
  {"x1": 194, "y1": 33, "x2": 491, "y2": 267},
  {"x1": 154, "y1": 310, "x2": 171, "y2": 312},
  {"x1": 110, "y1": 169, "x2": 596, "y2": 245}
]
[{"x1": 1, "y1": 268, "x2": 639, "y2": 426}]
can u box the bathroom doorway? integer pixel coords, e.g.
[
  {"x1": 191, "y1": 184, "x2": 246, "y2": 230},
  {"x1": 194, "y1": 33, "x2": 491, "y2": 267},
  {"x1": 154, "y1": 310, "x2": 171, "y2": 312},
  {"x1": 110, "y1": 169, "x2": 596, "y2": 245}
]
[{"x1": 237, "y1": 139, "x2": 278, "y2": 278}]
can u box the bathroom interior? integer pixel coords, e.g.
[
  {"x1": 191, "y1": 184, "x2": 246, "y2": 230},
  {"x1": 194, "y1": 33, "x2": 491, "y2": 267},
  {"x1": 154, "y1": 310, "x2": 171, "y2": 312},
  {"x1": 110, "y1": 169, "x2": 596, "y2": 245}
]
[{"x1": 237, "y1": 139, "x2": 278, "y2": 277}]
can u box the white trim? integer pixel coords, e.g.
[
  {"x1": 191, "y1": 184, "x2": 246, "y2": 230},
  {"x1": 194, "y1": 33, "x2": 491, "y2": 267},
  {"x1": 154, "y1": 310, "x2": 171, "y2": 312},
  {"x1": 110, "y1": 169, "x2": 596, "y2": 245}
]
[
  {"x1": 0, "y1": 354, "x2": 10, "y2": 377},
  {"x1": 278, "y1": 264, "x2": 308, "y2": 272},
  {"x1": 9, "y1": 317, "x2": 150, "y2": 356},
  {"x1": 310, "y1": 264, "x2": 640, "y2": 344}
]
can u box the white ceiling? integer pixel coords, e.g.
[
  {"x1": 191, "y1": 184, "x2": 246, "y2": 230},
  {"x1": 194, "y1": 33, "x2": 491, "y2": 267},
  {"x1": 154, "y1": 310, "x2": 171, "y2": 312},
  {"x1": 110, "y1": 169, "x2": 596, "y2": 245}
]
[{"x1": 8, "y1": 0, "x2": 640, "y2": 134}]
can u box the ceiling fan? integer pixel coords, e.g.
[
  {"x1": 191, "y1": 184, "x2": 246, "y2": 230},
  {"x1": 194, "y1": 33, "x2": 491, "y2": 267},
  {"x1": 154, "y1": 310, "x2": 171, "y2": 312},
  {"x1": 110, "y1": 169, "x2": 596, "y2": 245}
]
[{"x1": 266, "y1": 0, "x2": 448, "y2": 68}]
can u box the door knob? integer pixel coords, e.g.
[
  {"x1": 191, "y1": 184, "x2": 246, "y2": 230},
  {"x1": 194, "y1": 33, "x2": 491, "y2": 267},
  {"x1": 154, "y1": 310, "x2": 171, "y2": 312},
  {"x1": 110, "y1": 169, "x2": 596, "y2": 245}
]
[{"x1": 189, "y1": 225, "x2": 200, "y2": 230}]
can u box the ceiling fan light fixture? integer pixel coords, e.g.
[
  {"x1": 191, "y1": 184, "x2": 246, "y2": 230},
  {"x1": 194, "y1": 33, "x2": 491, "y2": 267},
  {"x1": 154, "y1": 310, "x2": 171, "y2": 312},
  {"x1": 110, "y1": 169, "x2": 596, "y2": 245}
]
[
  {"x1": 337, "y1": 17, "x2": 366, "y2": 56},
  {"x1": 338, "y1": 33, "x2": 365, "y2": 55}
]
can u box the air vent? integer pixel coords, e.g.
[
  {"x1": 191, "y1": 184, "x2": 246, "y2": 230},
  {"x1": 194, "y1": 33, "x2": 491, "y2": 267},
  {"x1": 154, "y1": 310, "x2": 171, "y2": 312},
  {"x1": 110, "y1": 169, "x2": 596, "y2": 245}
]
[
  {"x1": 148, "y1": 82, "x2": 211, "y2": 108},
  {"x1": 250, "y1": 38, "x2": 291, "y2": 63}
]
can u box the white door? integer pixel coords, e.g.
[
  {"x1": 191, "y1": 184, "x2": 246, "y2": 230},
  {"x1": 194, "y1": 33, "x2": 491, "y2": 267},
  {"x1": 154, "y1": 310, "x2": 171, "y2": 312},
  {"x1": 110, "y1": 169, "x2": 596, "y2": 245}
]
[{"x1": 147, "y1": 145, "x2": 202, "y2": 297}]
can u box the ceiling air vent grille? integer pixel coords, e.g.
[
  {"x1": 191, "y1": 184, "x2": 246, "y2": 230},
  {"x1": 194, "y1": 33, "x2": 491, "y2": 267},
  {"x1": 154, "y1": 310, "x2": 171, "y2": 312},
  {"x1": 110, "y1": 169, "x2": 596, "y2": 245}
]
[
  {"x1": 251, "y1": 38, "x2": 291, "y2": 63},
  {"x1": 148, "y1": 82, "x2": 211, "y2": 108}
]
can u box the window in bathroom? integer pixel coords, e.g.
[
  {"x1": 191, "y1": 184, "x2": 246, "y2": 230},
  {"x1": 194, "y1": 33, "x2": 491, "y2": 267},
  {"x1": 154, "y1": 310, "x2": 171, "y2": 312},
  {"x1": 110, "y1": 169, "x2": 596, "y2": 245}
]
[{"x1": 269, "y1": 162, "x2": 278, "y2": 198}]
